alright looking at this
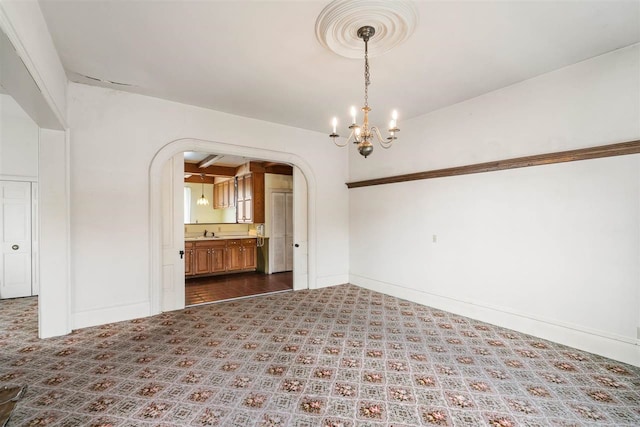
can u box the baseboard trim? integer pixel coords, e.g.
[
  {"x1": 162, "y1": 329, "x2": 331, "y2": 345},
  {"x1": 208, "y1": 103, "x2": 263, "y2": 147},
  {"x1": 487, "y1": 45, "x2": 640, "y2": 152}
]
[
  {"x1": 315, "y1": 274, "x2": 349, "y2": 289},
  {"x1": 350, "y1": 274, "x2": 639, "y2": 367},
  {"x1": 73, "y1": 301, "x2": 151, "y2": 330}
]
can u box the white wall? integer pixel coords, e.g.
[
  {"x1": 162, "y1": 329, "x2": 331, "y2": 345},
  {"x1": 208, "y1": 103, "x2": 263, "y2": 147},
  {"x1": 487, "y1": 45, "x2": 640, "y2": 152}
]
[
  {"x1": 68, "y1": 82, "x2": 349, "y2": 327},
  {"x1": 0, "y1": 94, "x2": 38, "y2": 179},
  {"x1": 0, "y1": 0, "x2": 67, "y2": 127},
  {"x1": 349, "y1": 45, "x2": 640, "y2": 366},
  {"x1": 38, "y1": 128, "x2": 70, "y2": 338},
  {"x1": 1, "y1": 0, "x2": 71, "y2": 338}
]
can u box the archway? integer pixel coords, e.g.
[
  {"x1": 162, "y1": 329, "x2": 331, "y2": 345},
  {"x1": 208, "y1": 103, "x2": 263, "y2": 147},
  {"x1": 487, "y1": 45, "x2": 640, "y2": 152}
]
[{"x1": 148, "y1": 138, "x2": 317, "y2": 314}]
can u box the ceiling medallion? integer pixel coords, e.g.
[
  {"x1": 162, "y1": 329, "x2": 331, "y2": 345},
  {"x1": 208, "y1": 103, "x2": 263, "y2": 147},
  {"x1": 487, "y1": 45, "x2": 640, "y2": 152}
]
[{"x1": 315, "y1": 0, "x2": 418, "y2": 58}]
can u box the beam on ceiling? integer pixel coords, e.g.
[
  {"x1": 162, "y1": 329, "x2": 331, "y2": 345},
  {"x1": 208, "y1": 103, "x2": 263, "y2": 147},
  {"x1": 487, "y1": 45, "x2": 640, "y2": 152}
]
[{"x1": 184, "y1": 162, "x2": 236, "y2": 177}]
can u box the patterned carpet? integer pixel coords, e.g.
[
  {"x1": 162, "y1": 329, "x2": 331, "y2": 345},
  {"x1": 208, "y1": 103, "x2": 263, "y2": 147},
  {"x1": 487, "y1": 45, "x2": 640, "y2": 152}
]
[{"x1": 0, "y1": 284, "x2": 638, "y2": 426}]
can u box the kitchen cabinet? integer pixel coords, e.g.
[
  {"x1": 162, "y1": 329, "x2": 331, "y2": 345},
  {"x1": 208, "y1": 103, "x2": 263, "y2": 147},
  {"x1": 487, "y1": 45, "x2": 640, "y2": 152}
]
[
  {"x1": 192, "y1": 240, "x2": 226, "y2": 275},
  {"x1": 194, "y1": 245, "x2": 212, "y2": 275},
  {"x1": 213, "y1": 178, "x2": 235, "y2": 209},
  {"x1": 226, "y1": 239, "x2": 256, "y2": 271},
  {"x1": 242, "y1": 239, "x2": 257, "y2": 269},
  {"x1": 214, "y1": 183, "x2": 223, "y2": 209},
  {"x1": 236, "y1": 173, "x2": 264, "y2": 223},
  {"x1": 227, "y1": 240, "x2": 243, "y2": 271},
  {"x1": 211, "y1": 245, "x2": 226, "y2": 273},
  {"x1": 187, "y1": 238, "x2": 256, "y2": 277},
  {"x1": 184, "y1": 242, "x2": 195, "y2": 276},
  {"x1": 224, "y1": 180, "x2": 235, "y2": 207}
]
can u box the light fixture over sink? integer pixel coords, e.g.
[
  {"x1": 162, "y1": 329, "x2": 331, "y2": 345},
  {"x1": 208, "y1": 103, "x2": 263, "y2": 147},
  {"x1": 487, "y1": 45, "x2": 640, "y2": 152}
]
[{"x1": 196, "y1": 174, "x2": 209, "y2": 206}]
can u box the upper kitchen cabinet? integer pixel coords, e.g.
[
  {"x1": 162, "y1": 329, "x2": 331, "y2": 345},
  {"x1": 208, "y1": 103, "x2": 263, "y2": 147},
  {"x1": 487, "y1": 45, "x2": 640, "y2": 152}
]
[
  {"x1": 237, "y1": 172, "x2": 264, "y2": 224},
  {"x1": 213, "y1": 178, "x2": 235, "y2": 209}
]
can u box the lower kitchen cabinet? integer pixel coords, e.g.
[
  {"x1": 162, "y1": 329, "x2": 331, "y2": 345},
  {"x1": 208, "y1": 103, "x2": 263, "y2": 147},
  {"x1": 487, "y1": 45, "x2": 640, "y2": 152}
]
[
  {"x1": 185, "y1": 242, "x2": 195, "y2": 276},
  {"x1": 226, "y1": 239, "x2": 257, "y2": 272},
  {"x1": 186, "y1": 238, "x2": 257, "y2": 277},
  {"x1": 227, "y1": 240, "x2": 243, "y2": 272},
  {"x1": 242, "y1": 239, "x2": 257, "y2": 269},
  {"x1": 211, "y1": 246, "x2": 226, "y2": 273}
]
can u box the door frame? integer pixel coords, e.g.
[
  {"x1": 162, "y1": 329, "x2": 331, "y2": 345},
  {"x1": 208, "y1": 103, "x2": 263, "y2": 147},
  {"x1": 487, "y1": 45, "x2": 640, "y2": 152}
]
[{"x1": 149, "y1": 138, "x2": 317, "y2": 315}]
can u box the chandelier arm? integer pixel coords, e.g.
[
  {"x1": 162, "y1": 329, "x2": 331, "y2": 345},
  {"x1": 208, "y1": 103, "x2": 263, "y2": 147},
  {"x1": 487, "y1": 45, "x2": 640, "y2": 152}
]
[
  {"x1": 333, "y1": 128, "x2": 356, "y2": 147},
  {"x1": 332, "y1": 134, "x2": 349, "y2": 148},
  {"x1": 371, "y1": 126, "x2": 394, "y2": 149}
]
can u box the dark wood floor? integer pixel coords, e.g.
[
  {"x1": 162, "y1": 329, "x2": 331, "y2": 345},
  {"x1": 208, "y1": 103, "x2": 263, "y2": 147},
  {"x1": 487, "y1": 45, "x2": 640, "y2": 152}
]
[{"x1": 185, "y1": 271, "x2": 293, "y2": 306}]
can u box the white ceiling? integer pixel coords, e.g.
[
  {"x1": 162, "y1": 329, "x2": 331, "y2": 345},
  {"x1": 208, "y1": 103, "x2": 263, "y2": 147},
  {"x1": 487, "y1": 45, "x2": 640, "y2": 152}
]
[{"x1": 39, "y1": 1, "x2": 639, "y2": 134}]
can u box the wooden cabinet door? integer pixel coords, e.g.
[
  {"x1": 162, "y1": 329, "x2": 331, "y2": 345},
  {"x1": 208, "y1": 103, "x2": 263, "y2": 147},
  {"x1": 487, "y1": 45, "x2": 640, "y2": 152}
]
[
  {"x1": 228, "y1": 178, "x2": 236, "y2": 207},
  {"x1": 222, "y1": 181, "x2": 229, "y2": 208},
  {"x1": 185, "y1": 243, "x2": 195, "y2": 276},
  {"x1": 244, "y1": 174, "x2": 253, "y2": 200},
  {"x1": 236, "y1": 176, "x2": 245, "y2": 201},
  {"x1": 212, "y1": 183, "x2": 220, "y2": 209},
  {"x1": 217, "y1": 183, "x2": 225, "y2": 208},
  {"x1": 242, "y1": 240, "x2": 257, "y2": 269},
  {"x1": 227, "y1": 241, "x2": 243, "y2": 271},
  {"x1": 210, "y1": 247, "x2": 226, "y2": 273},
  {"x1": 243, "y1": 199, "x2": 253, "y2": 223},
  {"x1": 237, "y1": 200, "x2": 245, "y2": 223},
  {"x1": 194, "y1": 247, "x2": 212, "y2": 275}
]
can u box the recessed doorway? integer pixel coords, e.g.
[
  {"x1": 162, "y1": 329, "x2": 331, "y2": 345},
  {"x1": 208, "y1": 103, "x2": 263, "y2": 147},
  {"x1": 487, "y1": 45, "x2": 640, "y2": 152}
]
[
  {"x1": 151, "y1": 137, "x2": 314, "y2": 316},
  {"x1": 182, "y1": 151, "x2": 295, "y2": 305}
]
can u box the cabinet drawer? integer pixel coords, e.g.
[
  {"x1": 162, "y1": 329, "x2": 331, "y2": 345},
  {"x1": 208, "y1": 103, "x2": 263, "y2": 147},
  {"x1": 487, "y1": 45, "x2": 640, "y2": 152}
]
[{"x1": 193, "y1": 240, "x2": 226, "y2": 248}]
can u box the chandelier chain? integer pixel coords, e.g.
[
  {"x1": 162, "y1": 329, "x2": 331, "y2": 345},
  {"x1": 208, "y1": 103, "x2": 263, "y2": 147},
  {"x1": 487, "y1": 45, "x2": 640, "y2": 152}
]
[{"x1": 364, "y1": 37, "x2": 370, "y2": 108}]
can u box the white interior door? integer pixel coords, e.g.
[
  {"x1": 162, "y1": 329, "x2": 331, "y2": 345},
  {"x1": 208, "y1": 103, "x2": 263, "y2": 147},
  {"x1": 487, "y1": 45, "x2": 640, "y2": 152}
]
[
  {"x1": 161, "y1": 154, "x2": 185, "y2": 311},
  {"x1": 285, "y1": 192, "x2": 293, "y2": 271},
  {"x1": 270, "y1": 192, "x2": 286, "y2": 273},
  {"x1": 1, "y1": 181, "x2": 32, "y2": 299},
  {"x1": 292, "y1": 167, "x2": 308, "y2": 290}
]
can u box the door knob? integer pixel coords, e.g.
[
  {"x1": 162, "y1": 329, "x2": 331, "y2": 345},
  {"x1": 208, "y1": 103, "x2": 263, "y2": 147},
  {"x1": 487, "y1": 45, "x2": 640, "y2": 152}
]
[
  {"x1": 179, "y1": 250, "x2": 185, "y2": 259},
  {"x1": 11, "y1": 244, "x2": 19, "y2": 250},
  {"x1": 294, "y1": 243, "x2": 299, "y2": 248}
]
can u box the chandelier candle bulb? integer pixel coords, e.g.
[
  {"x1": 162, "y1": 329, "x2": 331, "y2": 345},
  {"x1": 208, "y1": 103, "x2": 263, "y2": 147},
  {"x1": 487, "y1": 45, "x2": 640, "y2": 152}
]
[
  {"x1": 327, "y1": 25, "x2": 401, "y2": 157},
  {"x1": 332, "y1": 117, "x2": 337, "y2": 134}
]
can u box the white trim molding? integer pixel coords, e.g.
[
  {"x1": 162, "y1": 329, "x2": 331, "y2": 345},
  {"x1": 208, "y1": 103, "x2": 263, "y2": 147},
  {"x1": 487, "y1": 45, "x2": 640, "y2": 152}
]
[
  {"x1": 350, "y1": 274, "x2": 640, "y2": 367},
  {"x1": 74, "y1": 301, "x2": 150, "y2": 330},
  {"x1": 148, "y1": 138, "x2": 318, "y2": 316}
]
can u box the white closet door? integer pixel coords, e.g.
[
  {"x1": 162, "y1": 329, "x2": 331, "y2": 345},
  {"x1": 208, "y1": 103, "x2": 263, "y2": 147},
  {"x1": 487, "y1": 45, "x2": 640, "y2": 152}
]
[
  {"x1": 271, "y1": 192, "x2": 286, "y2": 273},
  {"x1": 1, "y1": 181, "x2": 32, "y2": 299}
]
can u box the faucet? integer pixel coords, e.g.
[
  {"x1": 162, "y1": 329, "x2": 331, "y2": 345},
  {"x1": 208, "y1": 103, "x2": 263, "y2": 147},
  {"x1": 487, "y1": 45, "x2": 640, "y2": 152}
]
[{"x1": 203, "y1": 229, "x2": 208, "y2": 237}]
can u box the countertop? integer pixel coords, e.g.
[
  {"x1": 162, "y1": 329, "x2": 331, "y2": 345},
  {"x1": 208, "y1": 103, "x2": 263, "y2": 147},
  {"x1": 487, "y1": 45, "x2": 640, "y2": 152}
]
[{"x1": 185, "y1": 235, "x2": 256, "y2": 242}]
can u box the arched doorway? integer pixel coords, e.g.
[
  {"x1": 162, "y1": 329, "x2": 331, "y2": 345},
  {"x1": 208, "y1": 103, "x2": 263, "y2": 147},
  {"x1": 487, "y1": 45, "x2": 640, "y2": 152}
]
[{"x1": 148, "y1": 138, "x2": 317, "y2": 314}]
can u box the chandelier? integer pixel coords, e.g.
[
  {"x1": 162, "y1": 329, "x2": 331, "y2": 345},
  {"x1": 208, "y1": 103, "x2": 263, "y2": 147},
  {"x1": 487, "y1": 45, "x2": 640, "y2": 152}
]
[
  {"x1": 329, "y1": 25, "x2": 399, "y2": 158},
  {"x1": 196, "y1": 174, "x2": 209, "y2": 206}
]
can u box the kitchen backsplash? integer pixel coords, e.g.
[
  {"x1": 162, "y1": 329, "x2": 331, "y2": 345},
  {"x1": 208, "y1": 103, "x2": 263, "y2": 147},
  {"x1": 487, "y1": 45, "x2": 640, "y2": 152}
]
[{"x1": 185, "y1": 223, "x2": 260, "y2": 238}]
